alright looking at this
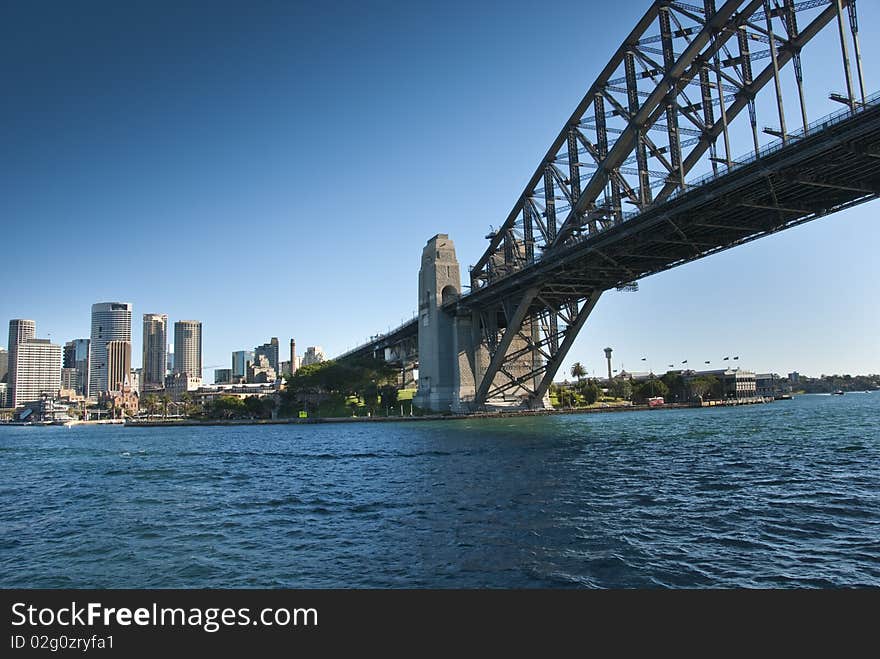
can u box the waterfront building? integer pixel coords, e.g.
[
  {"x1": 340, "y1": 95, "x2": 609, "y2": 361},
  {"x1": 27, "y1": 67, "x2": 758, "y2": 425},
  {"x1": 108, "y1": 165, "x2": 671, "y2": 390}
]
[
  {"x1": 15, "y1": 394, "x2": 73, "y2": 423},
  {"x1": 89, "y1": 302, "x2": 132, "y2": 396},
  {"x1": 164, "y1": 372, "x2": 202, "y2": 401},
  {"x1": 0, "y1": 348, "x2": 7, "y2": 384},
  {"x1": 106, "y1": 340, "x2": 132, "y2": 392},
  {"x1": 63, "y1": 339, "x2": 90, "y2": 396},
  {"x1": 684, "y1": 369, "x2": 757, "y2": 400},
  {"x1": 142, "y1": 314, "x2": 168, "y2": 392},
  {"x1": 214, "y1": 368, "x2": 232, "y2": 384},
  {"x1": 12, "y1": 338, "x2": 62, "y2": 407},
  {"x1": 191, "y1": 383, "x2": 277, "y2": 405},
  {"x1": 7, "y1": 319, "x2": 36, "y2": 406},
  {"x1": 99, "y1": 381, "x2": 139, "y2": 418},
  {"x1": 255, "y1": 338, "x2": 280, "y2": 373},
  {"x1": 232, "y1": 350, "x2": 254, "y2": 380},
  {"x1": 302, "y1": 346, "x2": 326, "y2": 366},
  {"x1": 173, "y1": 320, "x2": 202, "y2": 381},
  {"x1": 756, "y1": 373, "x2": 792, "y2": 398},
  {"x1": 788, "y1": 371, "x2": 800, "y2": 385}
]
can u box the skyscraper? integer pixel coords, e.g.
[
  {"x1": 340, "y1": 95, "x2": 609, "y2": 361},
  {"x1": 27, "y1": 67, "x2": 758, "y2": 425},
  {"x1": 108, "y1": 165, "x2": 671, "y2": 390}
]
[
  {"x1": 232, "y1": 350, "x2": 254, "y2": 380},
  {"x1": 89, "y1": 302, "x2": 132, "y2": 396},
  {"x1": 0, "y1": 348, "x2": 8, "y2": 384},
  {"x1": 7, "y1": 319, "x2": 36, "y2": 406},
  {"x1": 255, "y1": 337, "x2": 280, "y2": 373},
  {"x1": 142, "y1": 314, "x2": 168, "y2": 391},
  {"x1": 106, "y1": 340, "x2": 132, "y2": 392},
  {"x1": 173, "y1": 320, "x2": 202, "y2": 380},
  {"x1": 63, "y1": 339, "x2": 90, "y2": 396},
  {"x1": 11, "y1": 339, "x2": 61, "y2": 407}
]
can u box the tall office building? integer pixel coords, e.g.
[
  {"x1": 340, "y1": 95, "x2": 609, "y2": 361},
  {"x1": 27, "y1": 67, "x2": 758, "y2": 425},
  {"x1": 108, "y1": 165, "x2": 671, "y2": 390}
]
[
  {"x1": 142, "y1": 314, "x2": 168, "y2": 391},
  {"x1": 255, "y1": 337, "x2": 280, "y2": 373},
  {"x1": 63, "y1": 339, "x2": 90, "y2": 396},
  {"x1": 7, "y1": 319, "x2": 36, "y2": 406},
  {"x1": 232, "y1": 350, "x2": 254, "y2": 380},
  {"x1": 0, "y1": 348, "x2": 8, "y2": 384},
  {"x1": 106, "y1": 340, "x2": 132, "y2": 392},
  {"x1": 61, "y1": 368, "x2": 78, "y2": 392},
  {"x1": 173, "y1": 321, "x2": 202, "y2": 380},
  {"x1": 89, "y1": 302, "x2": 132, "y2": 396},
  {"x1": 12, "y1": 339, "x2": 61, "y2": 407}
]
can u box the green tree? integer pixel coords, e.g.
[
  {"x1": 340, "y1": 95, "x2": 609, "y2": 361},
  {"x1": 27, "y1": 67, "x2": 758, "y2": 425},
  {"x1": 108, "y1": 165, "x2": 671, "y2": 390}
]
[
  {"x1": 244, "y1": 396, "x2": 274, "y2": 419},
  {"x1": 661, "y1": 372, "x2": 685, "y2": 402},
  {"x1": 160, "y1": 393, "x2": 172, "y2": 419},
  {"x1": 609, "y1": 378, "x2": 633, "y2": 400},
  {"x1": 143, "y1": 394, "x2": 159, "y2": 417},
  {"x1": 687, "y1": 376, "x2": 720, "y2": 401},
  {"x1": 570, "y1": 362, "x2": 587, "y2": 383},
  {"x1": 379, "y1": 384, "x2": 399, "y2": 413},
  {"x1": 634, "y1": 378, "x2": 669, "y2": 402},
  {"x1": 580, "y1": 379, "x2": 601, "y2": 405}
]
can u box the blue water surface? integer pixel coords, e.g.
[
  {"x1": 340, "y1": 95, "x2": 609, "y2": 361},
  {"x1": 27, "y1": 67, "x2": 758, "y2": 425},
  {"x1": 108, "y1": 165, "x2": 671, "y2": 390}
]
[{"x1": 1, "y1": 393, "x2": 878, "y2": 588}]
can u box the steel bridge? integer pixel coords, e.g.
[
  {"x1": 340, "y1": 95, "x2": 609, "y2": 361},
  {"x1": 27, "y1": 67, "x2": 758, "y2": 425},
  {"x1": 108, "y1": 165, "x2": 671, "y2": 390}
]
[{"x1": 338, "y1": 0, "x2": 879, "y2": 412}]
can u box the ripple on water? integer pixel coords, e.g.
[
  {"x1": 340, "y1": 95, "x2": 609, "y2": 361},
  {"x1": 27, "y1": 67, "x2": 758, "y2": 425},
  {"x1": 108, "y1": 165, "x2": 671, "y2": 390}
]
[{"x1": 0, "y1": 393, "x2": 878, "y2": 587}]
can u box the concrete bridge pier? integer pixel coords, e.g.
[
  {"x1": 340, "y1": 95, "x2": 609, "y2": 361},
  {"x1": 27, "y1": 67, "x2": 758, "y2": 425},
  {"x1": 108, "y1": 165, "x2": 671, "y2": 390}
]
[
  {"x1": 414, "y1": 234, "x2": 549, "y2": 413},
  {"x1": 413, "y1": 235, "x2": 473, "y2": 412}
]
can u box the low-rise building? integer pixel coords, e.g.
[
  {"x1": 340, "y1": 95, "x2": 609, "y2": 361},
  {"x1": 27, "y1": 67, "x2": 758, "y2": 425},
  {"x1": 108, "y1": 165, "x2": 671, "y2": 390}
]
[
  {"x1": 164, "y1": 372, "x2": 201, "y2": 400},
  {"x1": 191, "y1": 383, "x2": 278, "y2": 405},
  {"x1": 756, "y1": 373, "x2": 790, "y2": 398},
  {"x1": 99, "y1": 382, "x2": 139, "y2": 418},
  {"x1": 683, "y1": 368, "x2": 757, "y2": 400}
]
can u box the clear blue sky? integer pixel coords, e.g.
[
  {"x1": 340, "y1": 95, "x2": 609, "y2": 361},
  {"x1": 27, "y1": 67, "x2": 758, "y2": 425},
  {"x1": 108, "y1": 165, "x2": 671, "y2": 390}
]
[{"x1": 2, "y1": 0, "x2": 877, "y2": 378}]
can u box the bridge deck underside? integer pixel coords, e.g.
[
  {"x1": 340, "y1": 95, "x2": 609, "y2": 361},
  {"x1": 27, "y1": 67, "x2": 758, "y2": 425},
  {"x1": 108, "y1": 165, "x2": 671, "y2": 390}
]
[
  {"x1": 341, "y1": 105, "x2": 880, "y2": 402},
  {"x1": 464, "y1": 105, "x2": 880, "y2": 313}
]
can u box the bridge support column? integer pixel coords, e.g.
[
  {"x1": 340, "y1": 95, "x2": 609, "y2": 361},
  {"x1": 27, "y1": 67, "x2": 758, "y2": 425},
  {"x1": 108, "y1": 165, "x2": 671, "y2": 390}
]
[{"x1": 414, "y1": 234, "x2": 470, "y2": 413}]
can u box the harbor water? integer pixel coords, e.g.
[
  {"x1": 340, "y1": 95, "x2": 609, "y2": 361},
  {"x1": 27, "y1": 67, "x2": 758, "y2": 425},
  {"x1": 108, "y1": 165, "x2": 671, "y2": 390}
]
[{"x1": 1, "y1": 393, "x2": 878, "y2": 588}]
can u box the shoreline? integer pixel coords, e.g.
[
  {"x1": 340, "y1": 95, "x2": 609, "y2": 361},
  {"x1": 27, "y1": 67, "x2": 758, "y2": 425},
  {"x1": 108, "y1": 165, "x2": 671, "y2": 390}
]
[{"x1": 122, "y1": 397, "x2": 775, "y2": 428}]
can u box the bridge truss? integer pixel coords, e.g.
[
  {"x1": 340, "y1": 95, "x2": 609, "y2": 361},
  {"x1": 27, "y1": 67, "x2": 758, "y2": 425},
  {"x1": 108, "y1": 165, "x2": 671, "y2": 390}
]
[
  {"x1": 458, "y1": 0, "x2": 874, "y2": 409},
  {"x1": 338, "y1": 1, "x2": 877, "y2": 412}
]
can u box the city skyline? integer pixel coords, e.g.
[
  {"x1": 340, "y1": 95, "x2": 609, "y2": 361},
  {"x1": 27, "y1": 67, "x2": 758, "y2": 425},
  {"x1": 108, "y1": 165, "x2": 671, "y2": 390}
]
[{"x1": 2, "y1": 1, "x2": 878, "y2": 378}]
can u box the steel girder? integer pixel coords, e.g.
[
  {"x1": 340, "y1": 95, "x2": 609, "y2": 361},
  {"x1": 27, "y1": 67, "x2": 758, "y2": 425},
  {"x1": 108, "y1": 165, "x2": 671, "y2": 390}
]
[
  {"x1": 469, "y1": 0, "x2": 861, "y2": 291},
  {"x1": 469, "y1": 289, "x2": 603, "y2": 409}
]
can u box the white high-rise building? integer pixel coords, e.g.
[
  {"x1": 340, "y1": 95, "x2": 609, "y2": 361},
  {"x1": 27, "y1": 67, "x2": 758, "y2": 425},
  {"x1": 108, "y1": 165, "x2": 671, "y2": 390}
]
[
  {"x1": 173, "y1": 320, "x2": 202, "y2": 381},
  {"x1": 89, "y1": 302, "x2": 132, "y2": 396},
  {"x1": 12, "y1": 339, "x2": 61, "y2": 407},
  {"x1": 7, "y1": 319, "x2": 36, "y2": 406}
]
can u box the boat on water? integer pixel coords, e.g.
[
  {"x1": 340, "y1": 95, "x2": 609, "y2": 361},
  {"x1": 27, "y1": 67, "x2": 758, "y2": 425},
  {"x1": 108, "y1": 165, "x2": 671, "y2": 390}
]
[{"x1": 831, "y1": 390, "x2": 845, "y2": 396}]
